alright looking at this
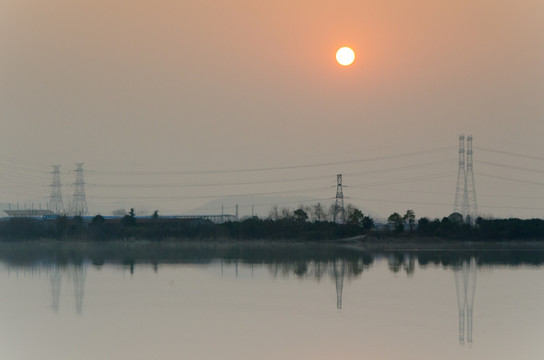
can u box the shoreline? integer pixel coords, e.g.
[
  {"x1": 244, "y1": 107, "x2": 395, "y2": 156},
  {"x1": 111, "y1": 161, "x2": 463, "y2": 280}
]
[{"x1": 1, "y1": 237, "x2": 544, "y2": 251}]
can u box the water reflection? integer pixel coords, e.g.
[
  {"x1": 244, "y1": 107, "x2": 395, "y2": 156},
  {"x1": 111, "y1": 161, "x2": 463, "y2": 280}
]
[
  {"x1": 454, "y1": 258, "x2": 477, "y2": 345},
  {"x1": 333, "y1": 260, "x2": 345, "y2": 309},
  {"x1": 49, "y1": 265, "x2": 61, "y2": 313},
  {"x1": 1, "y1": 242, "x2": 542, "y2": 360},
  {"x1": 47, "y1": 264, "x2": 87, "y2": 314},
  {"x1": 9, "y1": 262, "x2": 87, "y2": 314},
  {"x1": 0, "y1": 242, "x2": 542, "y2": 318}
]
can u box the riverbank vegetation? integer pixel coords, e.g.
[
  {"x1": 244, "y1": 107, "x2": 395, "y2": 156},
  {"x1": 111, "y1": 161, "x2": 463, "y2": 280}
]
[{"x1": 0, "y1": 204, "x2": 543, "y2": 241}]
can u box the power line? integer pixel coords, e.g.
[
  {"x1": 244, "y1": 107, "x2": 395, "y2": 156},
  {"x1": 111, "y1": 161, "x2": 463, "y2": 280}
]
[
  {"x1": 350, "y1": 171, "x2": 456, "y2": 188},
  {"x1": 475, "y1": 146, "x2": 544, "y2": 161},
  {"x1": 356, "y1": 186, "x2": 544, "y2": 201},
  {"x1": 88, "y1": 146, "x2": 456, "y2": 176},
  {"x1": 88, "y1": 185, "x2": 332, "y2": 201},
  {"x1": 86, "y1": 159, "x2": 457, "y2": 189},
  {"x1": 351, "y1": 196, "x2": 544, "y2": 212},
  {"x1": 478, "y1": 160, "x2": 544, "y2": 174},
  {"x1": 476, "y1": 172, "x2": 544, "y2": 186}
]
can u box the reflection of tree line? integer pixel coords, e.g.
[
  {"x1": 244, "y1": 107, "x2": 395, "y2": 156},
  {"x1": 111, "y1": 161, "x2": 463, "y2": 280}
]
[
  {"x1": 1, "y1": 243, "x2": 539, "y2": 319},
  {"x1": 5, "y1": 252, "x2": 483, "y2": 346},
  {"x1": 1, "y1": 243, "x2": 543, "y2": 275}
]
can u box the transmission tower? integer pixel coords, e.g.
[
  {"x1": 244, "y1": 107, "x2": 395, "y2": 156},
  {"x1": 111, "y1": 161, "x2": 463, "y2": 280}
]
[
  {"x1": 49, "y1": 165, "x2": 64, "y2": 215},
  {"x1": 333, "y1": 174, "x2": 345, "y2": 223},
  {"x1": 453, "y1": 135, "x2": 478, "y2": 220},
  {"x1": 466, "y1": 135, "x2": 478, "y2": 221},
  {"x1": 454, "y1": 135, "x2": 469, "y2": 217},
  {"x1": 71, "y1": 163, "x2": 88, "y2": 216}
]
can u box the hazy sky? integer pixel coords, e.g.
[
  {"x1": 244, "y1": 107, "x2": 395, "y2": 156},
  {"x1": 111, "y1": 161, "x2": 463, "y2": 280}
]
[{"x1": 1, "y1": 0, "x2": 543, "y2": 218}]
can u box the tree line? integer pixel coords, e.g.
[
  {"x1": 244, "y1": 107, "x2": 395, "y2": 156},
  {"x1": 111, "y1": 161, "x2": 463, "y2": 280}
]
[{"x1": 0, "y1": 204, "x2": 542, "y2": 241}]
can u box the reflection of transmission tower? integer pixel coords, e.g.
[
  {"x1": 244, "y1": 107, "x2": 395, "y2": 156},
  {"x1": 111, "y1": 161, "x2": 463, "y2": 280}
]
[
  {"x1": 49, "y1": 165, "x2": 64, "y2": 215},
  {"x1": 71, "y1": 163, "x2": 88, "y2": 216},
  {"x1": 333, "y1": 174, "x2": 345, "y2": 224},
  {"x1": 49, "y1": 265, "x2": 62, "y2": 313},
  {"x1": 72, "y1": 265, "x2": 86, "y2": 315},
  {"x1": 454, "y1": 258, "x2": 477, "y2": 345},
  {"x1": 333, "y1": 260, "x2": 345, "y2": 309}
]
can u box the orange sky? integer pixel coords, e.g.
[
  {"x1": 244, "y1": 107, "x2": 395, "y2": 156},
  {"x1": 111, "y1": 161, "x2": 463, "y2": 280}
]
[{"x1": 1, "y1": 0, "x2": 543, "y2": 218}]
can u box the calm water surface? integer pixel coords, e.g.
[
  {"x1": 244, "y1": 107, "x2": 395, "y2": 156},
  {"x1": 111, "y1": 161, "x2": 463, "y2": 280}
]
[{"x1": 0, "y1": 242, "x2": 543, "y2": 360}]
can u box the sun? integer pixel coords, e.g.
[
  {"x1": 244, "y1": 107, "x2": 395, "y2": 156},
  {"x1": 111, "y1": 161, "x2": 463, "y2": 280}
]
[{"x1": 336, "y1": 47, "x2": 355, "y2": 66}]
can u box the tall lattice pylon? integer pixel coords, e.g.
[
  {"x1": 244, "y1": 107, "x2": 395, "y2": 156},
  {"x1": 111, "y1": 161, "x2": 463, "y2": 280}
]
[
  {"x1": 71, "y1": 163, "x2": 88, "y2": 216},
  {"x1": 49, "y1": 165, "x2": 64, "y2": 215},
  {"x1": 466, "y1": 135, "x2": 478, "y2": 221},
  {"x1": 333, "y1": 174, "x2": 345, "y2": 223},
  {"x1": 454, "y1": 135, "x2": 469, "y2": 217}
]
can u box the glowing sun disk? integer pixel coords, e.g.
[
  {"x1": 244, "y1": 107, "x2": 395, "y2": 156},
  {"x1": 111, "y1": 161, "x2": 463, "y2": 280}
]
[{"x1": 336, "y1": 47, "x2": 355, "y2": 66}]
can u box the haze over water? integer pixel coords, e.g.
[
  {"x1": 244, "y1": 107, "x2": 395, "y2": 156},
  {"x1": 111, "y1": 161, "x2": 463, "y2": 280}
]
[{"x1": 1, "y1": 242, "x2": 543, "y2": 360}]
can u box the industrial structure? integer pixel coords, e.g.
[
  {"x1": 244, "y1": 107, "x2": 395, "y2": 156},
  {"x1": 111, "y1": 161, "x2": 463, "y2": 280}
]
[
  {"x1": 49, "y1": 165, "x2": 64, "y2": 215},
  {"x1": 3, "y1": 209, "x2": 54, "y2": 217},
  {"x1": 71, "y1": 163, "x2": 88, "y2": 216},
  {"x1": 333, "y1": 174, "x2": 345, "y2": 223},
  {"x1": 454, "y1": 135, "x2": 478, "y2": 221}
]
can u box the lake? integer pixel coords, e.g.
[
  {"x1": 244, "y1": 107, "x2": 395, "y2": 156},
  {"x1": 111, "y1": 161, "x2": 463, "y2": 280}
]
[{"x1": 0, "y1": 241, "x2": 543, "y2": 360}]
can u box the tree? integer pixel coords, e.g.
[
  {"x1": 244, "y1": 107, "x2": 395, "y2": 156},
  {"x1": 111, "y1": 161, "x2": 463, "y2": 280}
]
[
  {"x1": 403, "y1": 210, "x2": 416, "y2": 231},
  {"x1": 311, "y1": 202, "x2": 327, "y2": 222},
  {"x1": 362, "y1": 216, "x2": 374, "y2": 230},
  {"x1": 280, "y1": 207, "x2": 293, "y2": 220},
  {"x1": 294, "y1": 208, "x2": 308, "y2": 222},
  {"x1": 448, "y1": 212, "x2": 464, "y2": 224},
  {"x1": 347, "y1": 206, "x2": 364, "y2": 226},
  {"x1": 417, "y1": 217, "x2": 431, "y2": 235},
  {"x1": 92, "y1": 214, "x2": 105, "y2": 224},
  {"x1": 121, "y1": 208, "x2": 136, "y2": 226},
  {"x1": 55, "y1": 215, "x2": 69, "y2": 238},
  {"x1": 151, "y1": 210, "x2": 159, "y2": 220},
  {"x1": 388, "y1": 212, "x2": 404, "y2": 233},
  {"x1": 268, "y1": 205, "x2": 280, "y2": 221}
]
